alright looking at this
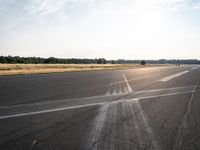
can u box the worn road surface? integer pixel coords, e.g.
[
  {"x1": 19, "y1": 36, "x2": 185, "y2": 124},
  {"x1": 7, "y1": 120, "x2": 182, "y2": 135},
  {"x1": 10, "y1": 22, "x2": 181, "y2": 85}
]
[{"x1": 0, "y1": 65, "x2": 200, "y2": 150}]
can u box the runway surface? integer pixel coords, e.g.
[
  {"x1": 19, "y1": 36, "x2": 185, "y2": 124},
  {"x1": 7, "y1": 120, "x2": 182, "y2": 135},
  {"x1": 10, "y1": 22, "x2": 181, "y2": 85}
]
[{"x1": 0, "y1": 65, "x2": 200, "y2": 150}]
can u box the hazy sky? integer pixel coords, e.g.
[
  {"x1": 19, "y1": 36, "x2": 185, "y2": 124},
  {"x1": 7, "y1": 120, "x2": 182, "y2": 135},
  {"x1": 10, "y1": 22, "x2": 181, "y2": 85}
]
[{"x1": 0, "y1": 0, "x2": 200, "y2": 59}]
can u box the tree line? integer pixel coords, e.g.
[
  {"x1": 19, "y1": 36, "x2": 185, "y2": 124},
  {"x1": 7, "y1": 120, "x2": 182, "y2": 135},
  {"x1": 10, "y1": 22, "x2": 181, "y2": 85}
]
[
  {"x1": 0, "y1": 56, "x2": 107, "y2": 64},
  {"x1": 0, "y1": 56, "x2": 200, "y2": 64}
]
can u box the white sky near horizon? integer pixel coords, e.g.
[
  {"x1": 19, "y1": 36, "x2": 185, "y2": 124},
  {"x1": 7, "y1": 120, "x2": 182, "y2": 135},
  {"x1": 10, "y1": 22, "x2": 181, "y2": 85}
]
[{"x1": 0, "y1": 0, "x2": 200, "y2": 59}]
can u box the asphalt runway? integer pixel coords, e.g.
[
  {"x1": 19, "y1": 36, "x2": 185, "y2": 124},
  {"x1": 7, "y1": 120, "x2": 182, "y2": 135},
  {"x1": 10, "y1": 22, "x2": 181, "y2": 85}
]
[{"x1": 0, "y1": 65, "x2": 200, "y2": 150}]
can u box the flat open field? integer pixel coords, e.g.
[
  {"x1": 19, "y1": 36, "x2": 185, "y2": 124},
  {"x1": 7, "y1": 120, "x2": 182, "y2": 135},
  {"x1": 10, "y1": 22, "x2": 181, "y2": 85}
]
[{"x1": 0, "y1": 64, "x2": 168, "y2": 75}]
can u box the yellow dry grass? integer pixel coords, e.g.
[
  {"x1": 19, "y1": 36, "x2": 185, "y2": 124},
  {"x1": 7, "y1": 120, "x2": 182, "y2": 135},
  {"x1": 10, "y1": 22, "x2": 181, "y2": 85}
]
[{"x1": 0, "y1": 64, "x2": 168, "y2": 76}]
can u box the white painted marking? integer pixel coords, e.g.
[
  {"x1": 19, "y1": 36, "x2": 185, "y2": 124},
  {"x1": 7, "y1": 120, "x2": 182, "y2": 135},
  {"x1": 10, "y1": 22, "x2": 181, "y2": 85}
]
[
  {"x1": 0, "y1": 90, "x2": 194, "y2": 120},
  {"x1": 118, "y1": 84, "x2": 122, "y2": 94},
  {"x1": 2, "y1": 94, "x2": 114, "y2": 109},
  {"x1": 112, "y1": 87, "x2": 117, "y2": 95},
  {"x1": 123, "y1": 86, "x2": 128, "y2": 93},
  {"x1": 135, "y1": 90, "x2": 194, "y2": 101},
  {"x1": 134, "y1": 100, "x2": 161, "y2": 150},
  {"x1": 123, "y1": 74, "x2": 133, "y2": 92},
  {"x1": 0, "y1": 103, "x2": 105, "y2": 120},
  {"x1": 192, "y1": 66, "x2": 200, "y2": 70},
  {"x1": 86, "y1": 104, "x2": 109, "y2": 150},
  {"x1": 110, "y1": 77, "x2": 144, "y2": 87},
  {"x1": 134, "y1": 85, "x2": 195, "y2": 94},
  {"x1": 158, "y1": 71, "x2": 189, "y2": 82},
  {"x1": 106, "y1": 75, "x2": 115, "y2": 95},
  {"x1": 110, "y1": 75, "x2": 114, "y2": 85},
  {"x1": 0, "y1": 85, "x2": 195, "y2": 109}
]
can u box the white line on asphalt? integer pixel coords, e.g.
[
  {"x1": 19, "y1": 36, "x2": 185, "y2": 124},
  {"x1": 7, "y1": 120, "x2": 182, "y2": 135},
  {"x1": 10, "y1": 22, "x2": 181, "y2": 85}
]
[
  {"x1": 106, "y1": 75, "x2": 115, "y2": 95},
  {"x1": 134, "y1": 101, "x2": 161, "y2": 150},
  {"x1": 110, "y1": 77, "x2": 144, "y2": 86},
  {"x1": 86, "y1": 104, "x2": 109, "y2": 150},
  {"x1": 112, "y1": 87, "x2": 117, "y2": 95},
  {"x1": 119, "y1": 84, "x2": 123, "y2": 94},
  {"x1": 192, "y1": 66, "x2": 200, "y2": 70},
  {"x1": 0, "y1": 90, "x2": 194, "y2": 120},
  {"x1": 0, "y1": 102, "x2": 105, "y2": 120},
  {"x1": 134, "y1": 85, "x2": 195, "y2": 94},
  {"x1": 135, "y1": 90, "x2": 194, "y2": 101},
  {"x1": 158, "y1": 71, "x2": 189, "y2": 82},
  {"x1": 0, "y1": 85, "x2": 195, "y2": 109},
  {"x1": 123, "y1": 74, "x2": 133, "y2": 92}
]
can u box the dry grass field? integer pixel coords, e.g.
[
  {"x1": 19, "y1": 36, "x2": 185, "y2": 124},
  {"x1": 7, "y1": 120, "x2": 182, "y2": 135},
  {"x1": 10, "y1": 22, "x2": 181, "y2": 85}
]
[{"x1": 0, "y1": 64, "x2": 168, "y2": 76}]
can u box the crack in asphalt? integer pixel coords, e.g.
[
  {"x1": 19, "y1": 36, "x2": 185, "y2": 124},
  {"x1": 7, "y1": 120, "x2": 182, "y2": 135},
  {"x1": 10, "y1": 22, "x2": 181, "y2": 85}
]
[{"x1": 173, "y1": 77, "x2": 200, "y2": 150}]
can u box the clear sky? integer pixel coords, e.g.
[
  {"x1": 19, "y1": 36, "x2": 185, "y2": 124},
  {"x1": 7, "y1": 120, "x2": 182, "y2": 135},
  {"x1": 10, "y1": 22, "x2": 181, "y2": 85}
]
[{"x1": 0, "y1": 0, "x2": 200, "y2": 59}]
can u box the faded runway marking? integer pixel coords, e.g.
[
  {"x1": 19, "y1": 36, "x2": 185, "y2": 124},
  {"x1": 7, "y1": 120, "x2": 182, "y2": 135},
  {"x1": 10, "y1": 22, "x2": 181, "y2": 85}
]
[
  {"x1": 134, "y1": 100, "x2": 161, "y2": 150},
  {"x1": 123, "y1": 73, "x2": 133, "y2": 93},
  {"x1": 0, "y1": 85, "x2": 195, "y2": 109},
  {"x1": 106, "y1": 74, "x2": 132, "y2": 95},
  {"x1": 192, "y1": 66, "x2": 200, "y2": 70},
  {"x1": 0, "y1": 89, "x2": 194, "y2": 120},
  {"x1": 158, "y1": 71, "x2": 189, "y2": 82},
  {"x1": 85, "y1": 99, "x2": 161, "y2": 150},
  {"x1": 85, "y1": 104, "x2": 110, "y2": 150}
]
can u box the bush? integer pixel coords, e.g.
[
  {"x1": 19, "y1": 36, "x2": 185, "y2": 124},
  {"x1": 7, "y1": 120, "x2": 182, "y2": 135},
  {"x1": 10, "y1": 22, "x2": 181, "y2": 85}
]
[{"x1": 140, "y1": 60, "x2": 146, "y2": 65}]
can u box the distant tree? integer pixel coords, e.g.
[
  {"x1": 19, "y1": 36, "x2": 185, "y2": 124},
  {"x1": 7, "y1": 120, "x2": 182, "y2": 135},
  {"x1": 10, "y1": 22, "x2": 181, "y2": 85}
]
[
  {"x1": 111, "y1": 60, "x2": 115, "y2": 64},
  {"x1": 96, "y1": 58, "x2": 107, "y2": 64},
  {"x1": 140, "y1": 60, "x2": 146, "y2": 65},
  {"x1": 44, "y1": 57, "x2": 57, "y2": 64},
  {"x1": 102, "y1": 58, "x2": 107, "y2": 64},
  {"x1": 0, "y1": 56, "x2": 7, "y2": 63}
]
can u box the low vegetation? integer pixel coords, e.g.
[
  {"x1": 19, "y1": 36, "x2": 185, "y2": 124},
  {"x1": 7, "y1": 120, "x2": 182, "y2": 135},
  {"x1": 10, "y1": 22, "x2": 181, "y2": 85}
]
[
  {"x1": 0, "y1": 64, "x2": 167, "y2": 76},
  {"x1": 1, "y1": 56, "x2": 200, "y2": 64}
]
